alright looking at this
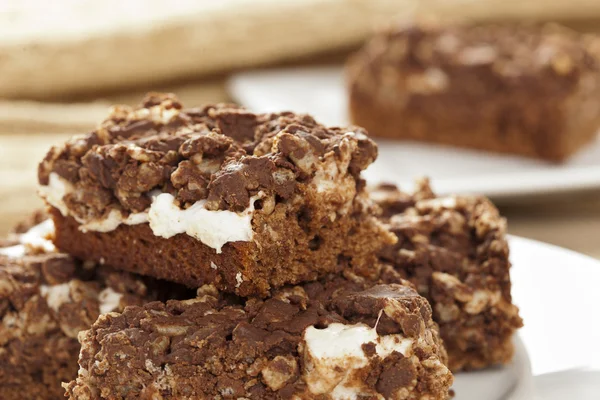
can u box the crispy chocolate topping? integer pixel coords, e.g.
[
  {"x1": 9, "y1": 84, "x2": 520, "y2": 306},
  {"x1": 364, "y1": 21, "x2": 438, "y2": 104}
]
[
  {"x1": 372, "y1": 180, "x2": 523, "y2": 371},
  {"x1": 39, "y1": 93, "x2": 377, "y2": 219},
  {"x1": 65, "y1": 274, "x2": 452, "y2": 399},
  {"x1": 351, "y1": 22, "x2": 600, "y2": 93}
]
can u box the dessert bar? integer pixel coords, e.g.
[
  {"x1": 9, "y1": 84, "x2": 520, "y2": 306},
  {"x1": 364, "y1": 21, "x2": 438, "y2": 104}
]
[
  {"x1": 0, "y1": 216, "x2": 187, "y2": 399},
  {"x1": 373, "y1": 180, "x2": 523, "y2": 371},
  {"x1": 347, "y1": 22, "x2": 600, "y2": 162},
  {"x1": 39, "y1": 93, "x2": 395, "y2": 296},
  {"x1": 64, "y1": 273, "x2": 453, "y2": 399}
]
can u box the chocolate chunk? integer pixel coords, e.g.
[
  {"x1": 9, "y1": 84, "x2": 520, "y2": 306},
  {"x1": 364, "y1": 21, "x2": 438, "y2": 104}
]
[
  {"x1": 206, "y1": 157, "x2": 280, "y2": 211},
  {"x1": 81, "y1": 150, "x2": 118, "y2": 189},
  {"x1": 40, "y1": 254, "x2": 77, "y2": 285},
  {"x1": 111, "y1": 120, "x2": 156, "y2": 139},
  {"x1": 213, "y1": 109, "x2": 258, "y2": 143},
  {"x1": 53, "y1": 160, "x2": 81, "y2": 183},
  {"x1": 376, "y1": 355, "x2": 417, "y2": 398}
]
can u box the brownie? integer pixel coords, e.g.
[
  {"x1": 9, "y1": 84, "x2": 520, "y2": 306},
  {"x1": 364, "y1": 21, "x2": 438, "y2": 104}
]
[
  {"x1": 372, "y1": 179, "x2": 523, "y2": 371},
  {"x1": 38, "y1": 93, "x2": 396, "y2": 297},
  {"x1": 347, "y1": 22, "x2": 600, "y2": 162},
  {"x1": 64, "y1": 271, "x2": 453, "y2": 399},
  {"x1": 0, "y1": 217, "x2": 190, "y2": 399}
]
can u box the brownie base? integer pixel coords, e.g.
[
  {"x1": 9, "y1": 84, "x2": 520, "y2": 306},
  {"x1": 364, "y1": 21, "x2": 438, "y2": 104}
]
[
  {"x1": 350, "y1": 92, "x2": 599, "y2": 163},
  {"x1": 50, "y1": 199, "x2": 395, "y2": 297}
]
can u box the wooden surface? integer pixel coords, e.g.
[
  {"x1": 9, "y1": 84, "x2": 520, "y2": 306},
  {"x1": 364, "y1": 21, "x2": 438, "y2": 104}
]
[{"x1": 0, "y1": 77, "x2": 599, "y2": 260}]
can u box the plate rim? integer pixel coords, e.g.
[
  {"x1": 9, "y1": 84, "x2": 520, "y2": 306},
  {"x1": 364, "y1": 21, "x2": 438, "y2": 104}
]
[
  {"x1": 506, "y1": 335, "x2": 535, "y2": 400},
  {"x1": 507, "y1": 234, "x2": 600, "y2": 267},
  {"x1": 507, "y1": 234, "x2": 600, "y2": 378}
]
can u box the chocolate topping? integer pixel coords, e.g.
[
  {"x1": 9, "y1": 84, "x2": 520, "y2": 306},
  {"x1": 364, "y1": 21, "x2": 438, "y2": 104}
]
[
  {"x1": 64, "y1": 274, "x2": 452, "y2": 399},
  {"x1": 39, "y1": 93, "x2": 377, "y2": 220},
  {"x1": 372, "y1": 180, "x2": 523, "y2": 371}
]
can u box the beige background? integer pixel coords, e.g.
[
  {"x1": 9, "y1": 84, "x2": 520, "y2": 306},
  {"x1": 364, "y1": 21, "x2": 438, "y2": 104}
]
[{"x1": 0, "y1": 78, "x2": 598, "y2": 259}]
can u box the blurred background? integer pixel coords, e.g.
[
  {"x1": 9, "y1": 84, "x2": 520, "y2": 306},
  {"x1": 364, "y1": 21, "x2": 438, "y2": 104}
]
[{"x1": 0, "y1": 0, "x2": 599, "y2": 258}]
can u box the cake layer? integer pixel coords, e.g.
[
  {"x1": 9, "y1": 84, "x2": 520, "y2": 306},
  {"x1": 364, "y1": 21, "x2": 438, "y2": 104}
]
[
  {"x1": 347, "y1": 22, "x2": 600, "y2": 162},
  {"x1": 373, "y1": 180, "x2": 523, "y2": 371},
  {"x1": 39, "y1": 93, "x2": 395, "y2": 296},
  {"x1": 64, "y1": 272, "x2": 453, "y2": 399},
  {"x1": 0, "y1": 216, "x2": 189, "y2": 399}
]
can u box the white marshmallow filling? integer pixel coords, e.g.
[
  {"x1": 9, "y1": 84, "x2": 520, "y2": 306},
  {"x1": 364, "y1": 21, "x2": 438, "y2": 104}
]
[
  {"x1": 0, "y1": 219, "x2": 56, "y2": 258},
  {"x1": 39, "y1": 172, "x2": 259, "y2": 253},
  {"x1": 302, "y1": 323, "x2": 413, "y2": 399}
]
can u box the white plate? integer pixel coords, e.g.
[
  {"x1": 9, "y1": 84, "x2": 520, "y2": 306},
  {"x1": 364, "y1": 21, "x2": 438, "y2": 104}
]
[
  {"x1": 228, "y1": 67, "x2": 600, "y2": 201},
  {"x1": 534, "y1": 369, "x2": 600, "y2": 400},
  {"x1": 509, "y1": 236, "x2": 600, "y2": 375},
  {"x1": 509, "y1": 236, "x2": 600, "y2": 399}
]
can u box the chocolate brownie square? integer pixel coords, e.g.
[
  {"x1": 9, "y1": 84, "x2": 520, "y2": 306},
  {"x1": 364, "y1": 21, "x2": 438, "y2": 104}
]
[
  {"x1": 38, "y1": 93, "x2": 396, "y2": 297},
  {"x1": 373, "y1": 179, "x2": 523, "y2": 371},
  {"x1": 64, "y1": 272, "x2": 453, "y2": 399},
  {"x1": 347, "y1": 22, "x2": 600, "y2": 162}
]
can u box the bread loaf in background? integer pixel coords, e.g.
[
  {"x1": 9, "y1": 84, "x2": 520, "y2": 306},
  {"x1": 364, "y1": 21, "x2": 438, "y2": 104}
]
[
  {"x1": 3, "y1": 0, "x2": 600, "y2": 100},
  {"x1": 418, "y1": 0, "x2": 600, "y2": 22},
  {"x1": 0, "y1": 0, "x2": 417, "y2": 99}
]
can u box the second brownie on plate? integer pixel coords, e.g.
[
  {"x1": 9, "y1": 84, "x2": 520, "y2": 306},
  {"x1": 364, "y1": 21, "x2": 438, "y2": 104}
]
[
  {"x1": 372, "y1": 179, "x2": 523, "y2": 371},
  {"x1": 64, "y1": 273, "x2": 453, "y2": 399}
]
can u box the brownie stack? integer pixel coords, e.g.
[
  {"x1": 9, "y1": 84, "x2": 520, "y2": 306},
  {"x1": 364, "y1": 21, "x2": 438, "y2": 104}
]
[{"x1": 0, "y1": 93, "x2": 521, "y2": 399}]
